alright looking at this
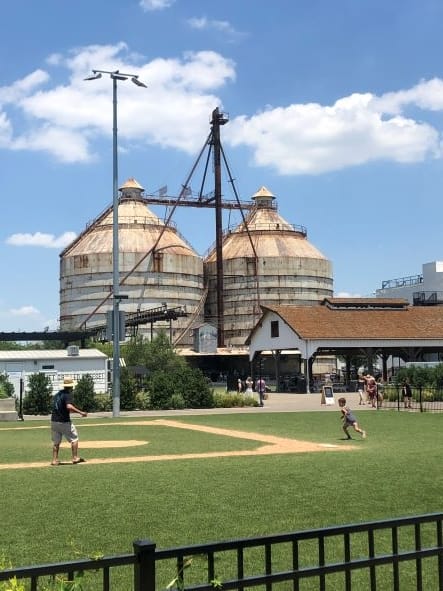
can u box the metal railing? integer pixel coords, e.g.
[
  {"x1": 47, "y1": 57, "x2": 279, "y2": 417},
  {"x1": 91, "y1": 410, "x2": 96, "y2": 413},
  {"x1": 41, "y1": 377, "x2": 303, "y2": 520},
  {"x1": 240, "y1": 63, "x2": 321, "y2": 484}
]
[
  {"x1": 1, "y1": 513, "x2": 442, "y2": 590},
  {"x1": 413, "y1": 291, "x2": 443, "y2": 306},
  {"x1": 381, "y1": 385, "x2": 443, "y2": 412},
  {"x1": 381, "y1": 274, "x2": 423, "y2": 289}
]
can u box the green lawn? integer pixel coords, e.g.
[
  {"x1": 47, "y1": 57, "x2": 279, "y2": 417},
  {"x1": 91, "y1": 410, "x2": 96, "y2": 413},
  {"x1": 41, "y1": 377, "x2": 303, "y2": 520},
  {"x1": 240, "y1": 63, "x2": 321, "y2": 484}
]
[{"x1": 0, "y1": 410, "x2": 442, "y2": 587}]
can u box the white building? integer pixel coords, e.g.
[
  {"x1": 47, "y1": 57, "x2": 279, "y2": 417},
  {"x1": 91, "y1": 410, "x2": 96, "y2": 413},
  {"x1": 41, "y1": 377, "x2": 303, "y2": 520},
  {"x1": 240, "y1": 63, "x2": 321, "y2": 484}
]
[
  {"x1": 376, "y1": 261, "x2": 443, "y2": 305},
  {"x1": 0, "y1": 347, "x2": 109, "y2": 397}
]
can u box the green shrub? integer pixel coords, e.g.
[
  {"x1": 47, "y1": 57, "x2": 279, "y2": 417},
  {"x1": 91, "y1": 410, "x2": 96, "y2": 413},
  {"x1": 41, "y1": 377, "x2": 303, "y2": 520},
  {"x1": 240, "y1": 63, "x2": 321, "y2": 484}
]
[
  {"x1": 0, "y1": 373, "x2": 14, "y2": 399},
  {"x1": 135, "y1": 391, "x2": 150, "y2": 410},
  {"x1": 148, "y1": 371, "x2": 176, "y2": 409},
  {"x1": 147, "y1": 366, "x2": 214, "y2": 410},
  {"x1": 394, "y1": 364, "x2": 443, "y2": 388},
  {"x1": 73, "y1": 374, "x2": 96, "y2": 412},
  {"x1": 382, "y1": 385, "x2": 399, "y2": 402},
  {"x1": 170, "y1": 393, "x2": 186, "y2": 409},
  {"x1": 213, "y1": 392, "x2": 259, "y2": 408},
  {"x1": 94, "y1": 392, "x2": 113, "y2": 412},
  {"x1": 178, "y1": 366, "x2": 214, "y2": 408},
  {"x1": 120, "y1": 368, "x2": 138, "y2": 411},
  {"x1": 22, "y1": 373, "x2": 52, "y2": 415}
]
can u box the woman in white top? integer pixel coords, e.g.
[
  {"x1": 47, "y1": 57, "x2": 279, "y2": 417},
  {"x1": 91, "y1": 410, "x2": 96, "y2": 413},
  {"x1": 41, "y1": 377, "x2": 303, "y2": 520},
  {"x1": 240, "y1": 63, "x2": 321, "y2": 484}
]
[{"x1": 245, "y1": 376, "x2": 253, "y2": 395}]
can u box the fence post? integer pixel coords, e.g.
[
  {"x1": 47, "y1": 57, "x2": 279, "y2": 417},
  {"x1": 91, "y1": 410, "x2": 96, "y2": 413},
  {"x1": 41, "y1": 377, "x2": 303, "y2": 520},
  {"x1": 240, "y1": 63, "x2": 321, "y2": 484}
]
[
  {"x1": 419, "y1": 386, "x2": 423, "y2": 413},
  {"x1": 133, "y1": 539, "x2": 156, "y2": 591}
]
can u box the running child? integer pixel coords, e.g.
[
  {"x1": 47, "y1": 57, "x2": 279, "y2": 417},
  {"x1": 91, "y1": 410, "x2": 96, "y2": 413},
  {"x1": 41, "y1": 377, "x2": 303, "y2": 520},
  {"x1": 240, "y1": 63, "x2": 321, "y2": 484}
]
[{"x1": 338, "y1": 397, "x2": 366, "y2": 440}]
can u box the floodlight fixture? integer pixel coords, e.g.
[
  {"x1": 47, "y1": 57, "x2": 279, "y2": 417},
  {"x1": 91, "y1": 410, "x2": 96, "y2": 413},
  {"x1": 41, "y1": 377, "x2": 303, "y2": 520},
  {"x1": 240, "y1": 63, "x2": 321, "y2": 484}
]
[
  {"x1": 131, "y1": 76, "x2": 148, "y2": 88},
  {"x1": 111, "y1": 73, "x2": 128, "y2": 81},
  {"x1": 84, "y1": 71, "x2": 102, "y2": 81}
]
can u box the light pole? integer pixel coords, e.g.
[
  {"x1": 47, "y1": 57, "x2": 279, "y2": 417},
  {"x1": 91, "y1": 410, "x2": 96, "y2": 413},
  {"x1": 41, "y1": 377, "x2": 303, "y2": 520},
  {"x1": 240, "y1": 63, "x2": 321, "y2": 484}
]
[{"x1": 85, "y1": 69, "x2": 147, "y2": 417}]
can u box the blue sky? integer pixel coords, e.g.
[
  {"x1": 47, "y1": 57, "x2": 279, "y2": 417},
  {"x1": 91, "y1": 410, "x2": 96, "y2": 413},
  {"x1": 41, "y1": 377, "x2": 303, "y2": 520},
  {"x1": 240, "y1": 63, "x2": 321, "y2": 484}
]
[{"x1": 2, "y1": 0, "x2": 443, "y2": 332}]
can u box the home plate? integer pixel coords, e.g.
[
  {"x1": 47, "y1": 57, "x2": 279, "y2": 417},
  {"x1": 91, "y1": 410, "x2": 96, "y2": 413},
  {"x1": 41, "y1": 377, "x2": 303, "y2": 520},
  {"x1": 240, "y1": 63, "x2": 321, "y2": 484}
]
[{"x1": 81, "y1": 440, "x2": 149, "y2": 448}]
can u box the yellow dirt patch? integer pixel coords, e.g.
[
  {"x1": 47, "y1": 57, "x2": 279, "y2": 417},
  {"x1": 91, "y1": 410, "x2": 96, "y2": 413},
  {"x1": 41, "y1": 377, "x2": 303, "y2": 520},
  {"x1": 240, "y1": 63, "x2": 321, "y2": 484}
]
[
  {"x1": 0, "y1": 419, "x2": 355, "y2": 470},
  {"x1": 81, "y1": 440, "x2": 148, "y2": 449}
]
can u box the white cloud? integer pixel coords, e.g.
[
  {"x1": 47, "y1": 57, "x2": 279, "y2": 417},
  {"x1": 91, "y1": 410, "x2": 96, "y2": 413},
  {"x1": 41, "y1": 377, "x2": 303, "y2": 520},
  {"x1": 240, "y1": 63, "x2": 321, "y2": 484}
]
[
  {"x1": 2, "y1": 43, "x2": 443, "y2": 174},
  {"x1": 334, "y1": 291, "x2": 364, "y2": 298},
  {"x1": 187, "y1": 17, "x2": 246, "y2": 41},
  {"x1": 12, "y1": 126, "x2": 92, "y2": 162},
  {"x1": 10, "y1": 306, "x2": 40, "y2": 317},
  {"x1": 6, "y1": 232, "x2": 77, "y2": 249},
  {"x1": 226, "y1": 89, "x2": 442, "y2": 175},
  {"x1": 0, "y1": 70, "x2": 49, "y2": 105},
  {"x1": 0, "y1": 112, "x2": 13, "y2": 147},
  {"x1": 139, "y1": 0, "x2": 175, "y2": 11},
  {"x1": 0, "y1": 307, "x2": 59, "y2": 332},
  {"x1": 373, "y1": 78, "x2": 443, "y2": 114},
  {"x1": 0, "y1": 44, "x2": 235, "y2": 161}
]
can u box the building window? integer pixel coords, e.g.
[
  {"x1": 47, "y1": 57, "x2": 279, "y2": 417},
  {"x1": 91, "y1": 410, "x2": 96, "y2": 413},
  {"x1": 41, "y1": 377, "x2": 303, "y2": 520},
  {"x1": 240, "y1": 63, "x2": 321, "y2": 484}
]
[
  {"x1": 153, "y1": 252, "x2": 163, "y2": 273},
  {"x1": 246, "y1": 257, "x2": 257, "y2": 276},
  {"x1": 42, "y1": 365, "x2": 55, "y2": 370},
  {"x1": 271, "y1": 320, "x2": 279, "y2": 338}
]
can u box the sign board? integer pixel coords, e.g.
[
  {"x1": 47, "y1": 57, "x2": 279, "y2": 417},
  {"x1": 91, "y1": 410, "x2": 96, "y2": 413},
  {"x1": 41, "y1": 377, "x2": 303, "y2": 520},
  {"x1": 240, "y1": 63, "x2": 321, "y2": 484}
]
[{"x1": 321, "y1": 385, "x2": 335, "y2": 405}]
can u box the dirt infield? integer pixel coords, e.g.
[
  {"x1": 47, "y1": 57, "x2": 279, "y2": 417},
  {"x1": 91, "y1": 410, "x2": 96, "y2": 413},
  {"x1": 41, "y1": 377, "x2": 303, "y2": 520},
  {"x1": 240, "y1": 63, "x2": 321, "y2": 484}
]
[
  {"x1": 0, "y1": 419, "x2": 355, "y2": 470},
  {"x1": 82, "y1": 440, "x2": 148, "y2": 448}
]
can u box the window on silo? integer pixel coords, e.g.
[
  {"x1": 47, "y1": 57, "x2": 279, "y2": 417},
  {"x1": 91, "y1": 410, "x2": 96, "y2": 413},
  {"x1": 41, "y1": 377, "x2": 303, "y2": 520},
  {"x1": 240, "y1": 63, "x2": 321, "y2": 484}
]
[
  {"x1": 74, "y1": 254, "x2": 89, "y2": 269},
  {"x1": 153, "y1": 252, "x2": 163, "y2": 272},
  {"x1": 271, "y1": 320, "x2": 279, "y2": 338},
  {"x1": 246, "y1": 257, "x2": 257, "y2": 276}
]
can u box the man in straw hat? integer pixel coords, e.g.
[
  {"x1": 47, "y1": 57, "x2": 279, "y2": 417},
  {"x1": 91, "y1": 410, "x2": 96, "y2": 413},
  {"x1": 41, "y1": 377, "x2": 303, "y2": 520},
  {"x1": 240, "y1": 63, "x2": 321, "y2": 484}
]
[{"x1": 51, "y1": 377, "x2": 87, "y2": 466}]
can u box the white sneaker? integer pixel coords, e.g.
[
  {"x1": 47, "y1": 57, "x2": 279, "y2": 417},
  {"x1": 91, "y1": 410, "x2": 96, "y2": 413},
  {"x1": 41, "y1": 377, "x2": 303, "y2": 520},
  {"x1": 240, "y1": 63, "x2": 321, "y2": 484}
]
[{"x1": 362, "y1": 431, "x2": 367, "y2": 439}]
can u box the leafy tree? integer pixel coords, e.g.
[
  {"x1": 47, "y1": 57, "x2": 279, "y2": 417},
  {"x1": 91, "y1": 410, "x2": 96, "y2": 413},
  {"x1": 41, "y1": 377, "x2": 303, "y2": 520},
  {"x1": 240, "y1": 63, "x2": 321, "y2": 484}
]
[
  {"x1": 73, "y1": 374, "x2": 96, "y2": 412},
  {"x1": 120, "y1": 332, "x2": 214, "y2": 410},
  {"x1": 176, "y1": 365, "x2": 213, "y2": 408},
  {"x1": 120, "y1": 368, "x2": 138, "y2": 410},
  {"x1": 0, "y1": 341, "x2": 24, "y2": 351},
  {"x1": 121, "y1": 335, "x2": 147, "y2": 368},
  {"x1": 148, "y1": 371, "x2": 178, "y2": 409},
  {"x1": 124, "y1": 331, "x2": 185, "y2": 374},
  {"x1": 23, "y1": 373, "x2": 52, "y2": 415},
  {"x1": 432, "y1": 363, "x2": 443, "y2": 388},
  {"x1": 148, "y1": 365, "x2": 213, "y2": 409},
  {"x1": 0, "y1": 373, "x2": 14, "y2": 399},
  {"x1": 93, "y1": 341, "x2": 113, "y2": 358},
  {"x1": 394, "y1": 364, "x2": 443, "y2": 388}
]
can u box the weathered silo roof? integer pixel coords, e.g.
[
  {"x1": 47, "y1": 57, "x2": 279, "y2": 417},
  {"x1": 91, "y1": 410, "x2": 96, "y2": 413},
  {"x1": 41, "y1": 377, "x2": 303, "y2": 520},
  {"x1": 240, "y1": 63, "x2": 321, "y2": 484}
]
[
  {"x1": 252, "y1": 186, "x2": 275, "y2": 199},
  {"x1": 205, "y1": 186, "x2": 328, "y2": 262},
  {"x1": 119, "y1": 177, "x2": 144, "y2": 192},
  {"x1": 61, "y1": 178, "x2": 199, "y2": 258}
]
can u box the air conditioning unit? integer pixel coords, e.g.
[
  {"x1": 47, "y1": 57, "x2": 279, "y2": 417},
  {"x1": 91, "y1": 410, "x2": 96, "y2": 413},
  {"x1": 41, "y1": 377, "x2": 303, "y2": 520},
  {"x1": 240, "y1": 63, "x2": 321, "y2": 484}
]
[{"x1": 67, "y1": 345, "x2": 80, "y2": 357}]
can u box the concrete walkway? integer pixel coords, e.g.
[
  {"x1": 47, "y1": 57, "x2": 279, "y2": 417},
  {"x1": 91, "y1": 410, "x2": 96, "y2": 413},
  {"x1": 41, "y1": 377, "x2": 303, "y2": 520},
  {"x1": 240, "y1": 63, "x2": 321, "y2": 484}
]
[
  {"x1": 82, "y1": 391, "x2": 375, "y2": 419},
  {"x1": 19, "y1": 391, "x2": 378, "y2": 421}
]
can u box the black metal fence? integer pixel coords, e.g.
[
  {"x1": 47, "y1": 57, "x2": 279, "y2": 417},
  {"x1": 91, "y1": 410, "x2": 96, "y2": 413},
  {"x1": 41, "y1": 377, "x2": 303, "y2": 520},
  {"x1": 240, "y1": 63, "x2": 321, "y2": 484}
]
[
  {"x1": 380, "y1": 385, "x2": 443, "y2": 412},
  {"x1": 1, "y1": 513, "x2": 442, "y2": 590}
]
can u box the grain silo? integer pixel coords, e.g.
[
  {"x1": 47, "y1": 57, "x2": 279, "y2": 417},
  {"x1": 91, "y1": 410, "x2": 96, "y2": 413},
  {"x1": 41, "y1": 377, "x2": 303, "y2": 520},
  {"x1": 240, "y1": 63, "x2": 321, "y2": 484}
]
[
  {"x1": 59, "y1": 178, "x2": 204, "y2": 345},
  {"x1": 204, "y1": 186, "x2": 333, "y2": 346}
]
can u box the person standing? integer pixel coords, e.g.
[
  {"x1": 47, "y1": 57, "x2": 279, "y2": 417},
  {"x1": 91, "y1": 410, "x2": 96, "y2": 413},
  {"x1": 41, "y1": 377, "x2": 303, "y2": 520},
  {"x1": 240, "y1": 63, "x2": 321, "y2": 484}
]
[
  {"x1": 338, "y1": 397, "x2": 366, "y2": 440},
  {"x1": 365, "y1": 373, "x2": 378, "y2": 408},
  {"x1": 245, "y1": 376, "x2": 253, "y2": 396},
  {"x1": 255, "y1": 377, "x2": 266, "y2": 407},
  {"x1": 51, "y1": 377, "x2": 87, "y2": 466},
  {"x1": 376, "y1": 376, "x2": 384, "y2": 407},
  {"x1": 402, "y1": 379, "x2": 413, "y2": 409},
  {"x1": 237, "y1": 378, "x2": 243, "y2": 394},
  {"x1": 357, "y1": 374, "x2": 366, "y2": 405}
]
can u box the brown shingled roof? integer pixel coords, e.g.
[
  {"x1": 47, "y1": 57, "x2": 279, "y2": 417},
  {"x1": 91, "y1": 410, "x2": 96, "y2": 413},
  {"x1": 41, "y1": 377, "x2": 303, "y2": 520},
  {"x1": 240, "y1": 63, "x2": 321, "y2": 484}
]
[{"x1": 262, "y1": 305, "x2": 443, "y2": 340}]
